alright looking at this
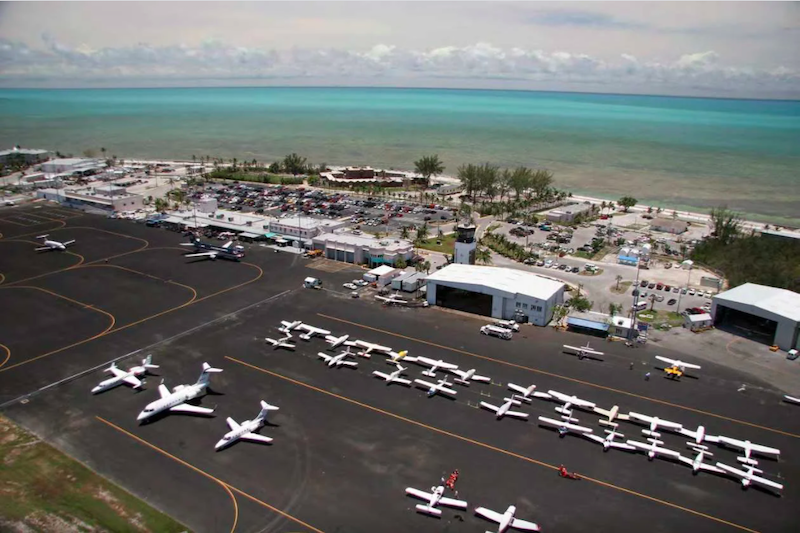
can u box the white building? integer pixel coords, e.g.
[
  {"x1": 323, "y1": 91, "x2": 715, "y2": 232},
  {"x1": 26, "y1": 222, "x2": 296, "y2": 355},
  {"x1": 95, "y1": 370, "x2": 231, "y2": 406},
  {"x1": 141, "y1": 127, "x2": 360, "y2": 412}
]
[
  {"x1": 545, "y1": 202, "x2": 595, "y2": 224},
  {"x1": 711, "y1": 283, "x2": 800, "y2": 351},
  {"x1": 269, "y1": 216, "x2": 345, "y2": 241},
  {"x1": 0, "y1": 147, "x2": 51, "y2": 166},
  {"x1": 364, "y1": 265, "x2": 401, "y2": 286},
  {"x1": 684, "y1": 313, "x2": 713, "y2": 332},
  {"x1": 454, "y1": 224, "x2": 477, "y2": 265},
  {"x1": 37, "y1": 186, "x2": 143, "y2": 212},
  {"x1": 425, "y1": 264, "x2": 566, "y2": 326},
  {"x1": 40, "y1": 158, "x2": 106, "y2": 176},
  {"x1": 311, "y1": 232, "x2": 414, "y2": 267}
]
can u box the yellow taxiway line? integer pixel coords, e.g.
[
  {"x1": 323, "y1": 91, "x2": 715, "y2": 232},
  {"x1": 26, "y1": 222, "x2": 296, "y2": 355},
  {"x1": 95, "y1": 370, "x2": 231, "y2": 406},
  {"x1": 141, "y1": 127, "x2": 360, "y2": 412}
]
[
  {"x1": 318, "y1": 313, "x2": 800, "y2": 440},
  {"x1": 227, "y1": 356, "x2": 761, "y2": 533},
  {"x1": 0, "y1": 344, "x2": 11, "y2": 370}
]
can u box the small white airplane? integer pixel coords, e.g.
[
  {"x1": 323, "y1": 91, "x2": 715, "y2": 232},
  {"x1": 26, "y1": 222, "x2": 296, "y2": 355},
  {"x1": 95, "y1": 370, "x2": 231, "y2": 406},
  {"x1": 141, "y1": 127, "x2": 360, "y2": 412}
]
[
  {"x1": 279, "y1": 320, "x2": 304, "y2": 334},
  {"x1": 264, "y1": 334, "x2": 296, "y2": 351},
  {"x1": 678, "y1": 425, "x2": 719, "y2": 445},
  {"x1": 348, "y1": 339, "x2": 393, "y2": 358},
  {"x1": 372, "y1": 364, "x2": 413, "y2": 386},
  {"x1": 415, "y1": 356, "x2": 459, "y2": 378},
  {"x1": 537, "y1": 416, "x2": 594, "y2": 437},
  {"x1": 507, "y1": 383, "x2": 552, "y2": 403},
  {"x1": 716, "y1": 436, "x2": 780, "y2": 463},
  {"x1": 91, "y1": 355, "x2": 159, "y2": 394},
  {"x1": 297, "y1": 324, "x2": 331, "y2": 341},
  {"x1": 450, "y1": 367, "x2": 491, "y2": 386},
  {"x1": 584, "y1": 424, "x2": 636, "y2": 452},
  {"x1": 215, "y1": 401, "x2": 279, "y2": 451},
  {"x1": 626, "y1": 437, "x2": 682, "y2": 461},
  {"x1": 474, "y1": 504, "x2": 540, "y2": 532},
  {"x1": 627, "y1": 412, "x2": 683, "y2": 437},
  {"x1": 324, "y1": 334, "x2": 350, "y2": 350},
  {"x1": 405, "y1": 485, "x2": 468, "y2": 516},
  {"x1": 715, "y1": 462, "x2": 784, "y2": 492},
  {"x1": 376, "y1": 293, "x2": 407, "y2": 305},
  {"x1": 35, "y1": 234, "x2": 76, "y2": 251},
  {"x1": 137, "y1": 362, "x2": 222, "y2": 422},
  {"x1": 480, "y1": 397, "x2": 528, "y2": 420},
  {"x1": 415, "y1": 376, "x2": 458, "y2": 398},
  {"x1": 563, "y1": 343, "x2": 605, "y2": 361},
  {"x1": 317, "y1": 350, "x2": 358, "y2": 368},
  {"x1": 386, "y1": 350, "x2": 418, "y2": 364},
  {"x1": 655, "y1": 355, "x2": 701, "y2": 373},
  {"x1": 547, "y1": 390, "x2": 596, "y2": 417},
  {"x1": 677, "y1": 444, "x2": 725, "y2": 475},
  {"x1": 783, "y1": 395, "x2": 800, "y2": 405},
  {"x1": 593, "y1": 405, "x2": 629, "y2": 423}
]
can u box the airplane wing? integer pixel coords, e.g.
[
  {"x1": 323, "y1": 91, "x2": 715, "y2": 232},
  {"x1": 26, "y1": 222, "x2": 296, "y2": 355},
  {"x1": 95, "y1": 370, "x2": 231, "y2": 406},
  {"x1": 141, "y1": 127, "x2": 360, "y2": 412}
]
[
  {"x1": 158, "y1": 383, "x2": 170, "y2": 398},
  {"x1": 169, "y1": 403, "x2": 215, "y2": 415},
  {"x1": 438, "y1": 385, "x2": 458, "y2": 395},
  {"x1": 439, "y1": 496, "x2": 468, "y2": 509},
  {"x1": 340, "y1": 361, "x2": 359, "y2": 367},
  {"x1": 479, "y1": 401, "x2": 500, "y2": 413},
  {"x1": 109, "y1": 366, "x2": 127, "y2": 378},
  {"x1": 470, "y1": 374, "x2": 491, "y2": 382},
  {"x1": 417, "y1": 356, "x2": 458, "y2": 370},
  {"x1": 62, "y1": 240, "x2": 76, "y2": 246},
  {"x1": 749, "y1": 443, "x2": 781, "y2": 456},
  {"x1": 508, "y1": 383, "x2": 531, "y2": 396},
  {"x1": 392, "y1": 377, "x2": 412, "y2": 385},
  {"x1": 608, "y1": 441, "x2": 637, "y2": 451},
  {"x1": 405, "y1": 487, "x2": 432, "y2": 500},
  {"x1": 511, "y1": 518, "x2": 541, "y2": 532},
  {"x1": 715, "y1": 463, "x2": 784, "y2": 491},
  {"x1": 122, "y1": 375, "x2": 143, "y2": 388},
  {"x1": 697, "y1": 462, "x2": 726, "y2": 474},
  {"x1": 35, "y1": 246, "x2": 52, "y2": 251},
  {"x1": 504, "y1": 410, "x2": 529, "y2": 419},
  {"x1": 683, "y1": 363, "x2": 701, "y2": 370},
  {"x1": 655, "y1": 355, "x2": 677, "y2": 365},
  {"x1": 372, "y1": 371, "x2": 391, "y2": 380},
  {"x1": 749, "y1": 474, "x2": 784, "y2": 491},
  {"x1": 538, "y1": 416, "x2": 593, "y2": 433},
  {"x1": 222, "y1": 240, "x2": 233, "y2": 248},
  {"x1": 414, "y1": 379, "x2": 437, "y2": 389},
  {"x1": 785, "y1": 395, "x2": 800, "y2": 404},
  {"x1": 239, "y1": 432, "x2": 274, "y2": 444},
  {"x1": 184, "y1": 252, "x2": 217, "y2": 258},
  {"x1": 226, "y1": 417, "x2": 241, "y2": 431},
  {"x1": 474, "y1": 507, "x2": 504, "y2": 523}
]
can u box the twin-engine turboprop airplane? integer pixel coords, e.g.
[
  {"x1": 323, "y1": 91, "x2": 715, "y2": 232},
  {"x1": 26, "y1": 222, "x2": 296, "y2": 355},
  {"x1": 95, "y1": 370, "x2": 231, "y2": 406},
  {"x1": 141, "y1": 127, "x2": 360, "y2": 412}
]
[
  {"x1": 136, "y1": 362, "x2": 222, "y2": 422},
  {"x1": 91, "y1": 355, "x2": 159, "y2": 394},
  {"x1": 35, "y1": 234, "x2": 76, "y2": 251}
]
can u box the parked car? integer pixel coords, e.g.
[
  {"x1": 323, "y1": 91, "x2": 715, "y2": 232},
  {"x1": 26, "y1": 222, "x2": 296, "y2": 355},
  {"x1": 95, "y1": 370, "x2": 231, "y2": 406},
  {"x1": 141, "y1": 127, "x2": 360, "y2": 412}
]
[
  {"x1": 558, "y1": 264, "x2": 568, "y2": 270},
  {"x1": 667, "y1": 299, "x2": 677, "y2": 306},
  {"x1": 672, "y1": 287, "x2": 680, "y2": 293},
  {"x1": 656, "y1": 283, "x2": 663, "y2": 290},
  {"x1": 571, "y1": 266, "x2": 580, "y2": 273},
  {"x1": 681, "y1": 288, "x2": 688, "y2": 295},
  {"x1": 648, "y1": 282, "x2": 656, "y2": 289},
  {"x1": 632, "y1": 289, "x2": 640, "y2": 297},
  {"x1": 704, "y1": 291, "x2": 712, "y2": 298},
  {"x1": 343, "y1": 283, "x2": 357, "y2": 290},
  {"x1": 640, "y1": 280, "x2": 649, "y2": 287},
  {"x1": 663, "y1": 285, "x2": 671, "y2": 291},
  {"x1": 688, "y1": 288, "x2": 696, "y2": 296},
  {"x1": 655, "y1": 295, "x2": 665, "y2": 302}
]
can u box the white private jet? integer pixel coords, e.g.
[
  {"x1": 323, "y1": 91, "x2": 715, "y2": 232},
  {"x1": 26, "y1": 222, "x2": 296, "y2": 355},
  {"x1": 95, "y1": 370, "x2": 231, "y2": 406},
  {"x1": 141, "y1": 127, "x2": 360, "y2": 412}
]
[
  {"x1": 415, "y1": 376, "x2": 458, "y2": 398},
  {"x1": 297, "y1": 324, "x2": 332, "y2": 341},
  {"x1": 655, "y1": 355, "x2": 701, "y2": 374},
  {"x1": 405, "y1": 485, "x2": 468, "y2": 516},
  {"x1": 91, "y1": 355, "x2": 159, "y2": 394},
  {"x1": 626, "y1": 437, "x2": 682, "y2": 461},
  {"x1": 317, "y1": 350, "x2": 358, "y2": 369},
  {"x1": 679, "y1": 425, "x2": 720, "y2": 445},
  {"x1": 279, "y1": 320, "x2": 304, "y2": 334},
  {"x1": 386, "y1": 350, "x2": 418, "y2": 364},
  {"x1": 480, "y1": 397, "x2": 528, "y2": 420},
  {"x1": 372, "y1": 364, "x2": 413, "y2": 386},
  {"x1": 593, "y1": 405, "x2": 629, "y2": 424},
  {"x1": 715, "y1": 462, "x2": 784, "y2": 492},
  {"x1": 584, "y1": 424, "x2": 636, "y2": 452},
  {"x1": 677, "y1": 444, "x2": 725, "y2": 475},
  {"x1": 415, "y1": 356, "x2": 459, "y2": 378},
  {"x1": 215, "y1": 401, "x2": 279, "y2": 451},
  {"x1": 264, "y1": 334, "x2": 296, "y2": 351},
  {"x1": 537, "y1": 416, "x2": 594, "y2": 437},
  {"x1": 324, "y1": 334, "x2": 350, "y2": 350},
  {"x1": 628, "y1": 412, "x2": 684, "y2": 438},
  {"x1": 716, "y1": 436, "x2": 780, "y2": 463},
  {"x1": 547, "y1": 390, "x2": 597, "y2": 417},
  {"x1": 563, "y1": 343, "x2": 605, "y2": 361},
  {"x1": 348, "y1": 339, "x2": 393, "y2": 358},
  {"x1": 136, "y1": 362, "x2": 222, "y2": 422},
  {"x1": 474, "y1": 504, "x2": 540, "y2": 532},
  {"x1": 507, "y1": 383, "x2": 552, "y2": 403},
  {"x1": 450, "y1": 367, "x2": 491, "y2": 386},
  {"x1": 35, "y1": 234, "x2": 76, "y2": 251},
  {"x1": 784, "y1": 395, "x2": 800, "y2": 405}
]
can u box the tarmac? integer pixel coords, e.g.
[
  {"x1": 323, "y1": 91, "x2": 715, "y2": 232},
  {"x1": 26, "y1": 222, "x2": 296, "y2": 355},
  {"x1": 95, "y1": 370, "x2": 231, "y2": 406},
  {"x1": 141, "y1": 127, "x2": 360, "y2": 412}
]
[{"x1": 1, "y1": 203, "x2": 799, "y2": 533}]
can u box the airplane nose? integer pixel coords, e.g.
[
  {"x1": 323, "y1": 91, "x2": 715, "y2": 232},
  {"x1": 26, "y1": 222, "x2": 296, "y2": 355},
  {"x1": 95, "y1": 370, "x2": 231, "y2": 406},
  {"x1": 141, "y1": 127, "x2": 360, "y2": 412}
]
[
  {"x1": 214, "y1": 440, "x2": 226, "y2": 450},
  {"x1": 136, "y1": 411, "x2": 147, "y2": 421}
]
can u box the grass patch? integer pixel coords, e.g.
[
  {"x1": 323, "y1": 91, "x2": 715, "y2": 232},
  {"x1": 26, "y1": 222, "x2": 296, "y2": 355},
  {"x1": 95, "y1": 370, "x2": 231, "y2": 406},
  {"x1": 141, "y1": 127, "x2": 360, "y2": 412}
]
[
  {"x1": 0, "y1": 416, "x2": 189, "y2": 533},
  {"x1": 636, "y1": 310, "x2": 684, "y2": 329},
  {"x1": 610, "y1": 281, "x2": 633, "y2": 294},
  {"x1": 415, "y1": 233, "x2": 457, "y2": 254}
]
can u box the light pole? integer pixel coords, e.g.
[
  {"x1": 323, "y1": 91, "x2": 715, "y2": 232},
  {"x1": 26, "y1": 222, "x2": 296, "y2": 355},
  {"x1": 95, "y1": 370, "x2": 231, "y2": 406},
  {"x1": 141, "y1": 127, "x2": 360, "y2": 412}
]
[{"x1": 675, "y1": 263, "x2": 693, "y2": 314}]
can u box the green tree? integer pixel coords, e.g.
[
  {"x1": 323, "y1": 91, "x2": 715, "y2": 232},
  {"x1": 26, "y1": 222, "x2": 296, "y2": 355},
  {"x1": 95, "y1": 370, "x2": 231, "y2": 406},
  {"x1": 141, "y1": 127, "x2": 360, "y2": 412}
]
[
  {"x1": 608, "y1": 303, "x2": 622, "y2": 317},
  {"x1": 618, "y1": 196, "x2": 638, "y2": 212},
  {"x1": 615, "y1": 274, "x2": 623, "y2": 290},
  {"x1": 395, "y1": 256, "x2": 408, "y2": 269},
  {"x1": 709, "y1": 205, "x2": 742, "y2": 245},
  {"x1": 508, "y1": 166, "x2": 533, "y2": 199},
  {"x1": 154, "y1": 198, "x2": 168, "y2": 212},
  {"x1": 282, "y1": 153, "x2": 308, "y2": 175},
  {"x1": 553, "y1": 304, "x2": 570, "y2": 325},
  {"x1": 475, "y1": 247, "x2": 492, "y2": 265},
  {"x1": 477, "y1": 163, "x2": 499, "y2": 200},
  {"x1": 568, "y1": 294, "x2": 593, "y2": 312},
  {"x1": 414, "y1": 154, "x2": 445, "y2": 189},
  {"x1": 457, "y1": 163, "x2": 481, "y2": 203},
  {"x1": 415, "y1": 223, "x2": 430, "y2": 243},
  {"x1": 649, "y1": 293, "x2": 657, "y2": 311},
  {"x1": 530, "y1": 169, "x2": 554, "y2": 198},
  {"x1": 400, "y1": 226, "x2": 410, "y2": 240}
]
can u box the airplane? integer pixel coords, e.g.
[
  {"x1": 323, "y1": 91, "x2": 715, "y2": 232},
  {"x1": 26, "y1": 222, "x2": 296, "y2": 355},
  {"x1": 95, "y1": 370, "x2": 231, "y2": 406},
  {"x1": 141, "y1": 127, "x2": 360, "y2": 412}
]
[
  {"x1": 783, "y1": 395, "x2": 800, "y2": 405},
  {"x1": 405, "y1": 484, "x2": 468, "y2": 516},
  {"x1": 317, "y1": 350, "x2": 358, "y2": 368},
  {"x1": 415, "y1": 356, "x2": 459, "y2": 378},
  {"x1": 181, "y1": 237, "x2": 244, "y2": 261},
  {"x1": 279, "y1": 320, "x2": 304, "y2": 334},
  {"x1": 676, "y1": 444, "x2": 725, "y2": 475},
  {"x1": 584, "y1": 423, "x2": 636, "y2": 452},
  {"x1": 450, "y1": 367, "x2": 491, "y2": 386},
  {"x1": 414, "y1": 376, "x2": 458, "y2": 398},
  {"x1": 593, "y1": 405, "x2": 629, "y2": 424},
  {"x1": 348, "y1": 339, "x2": 393, "y2": 358},
  {"x1": 714, "y1": 462, "x2": 784, "y2": 492},
  {"x1": 626, "y1": 437, "x2": 683, "y2": 461},
  {"x1": 386, "y1": 350, "x2": 418, "y2": 364},
  {"x1": 215, "y1": 401, "x2": 280, "y2": 451},
  {"x1": 678, "y1": 425, "x2": 720, "y2": 445},
  {"x1": 297, "y1": 324, "x2": 332, "y2": 341},
  {"x1": 562, "y1": 343, "x2": 605, "y2": 361},
  {"x1": 655, "y1": 355, "x2": 701, "y2": 378},
  {"x1": 474, "y1": 504, "x2": 541, "y2": 532},
  {"x1": 324, "y1": 334, "x2": 350, "y2": 350},
  {"x1": 547, "y1": 390, "x2": 597, "y2": 417},
  {"x1": 376, "y1": 293, "x2": 408, "y2": 305},
  {"x1": 136, "y1": 362, "x2": 222, "y2": 422},
  {"x1": 480, "y1": 397, "x2": 528, "y2": 420},
  {"x1": 372, "y1": 364, "x2": 413, "y2": 386},
  {"x1": 537, "y1": 416, "x2": 594, "y2": 437},
  {"x1": 264, "y1": 334, "x2": 296, "y2": 351},
  {"x1": 507, "y1": 383, "x2": 552, "y2": 403},
  {"x1": 35, "y1": 234, "x2": 76, "y2": 251},
  {"x1": 91, "y1": 355, "x2": 159, "y2": 394},
  {"x1": 627, "y1": 412, "x2": 683, "y2": 437},
  {"x1": 715, "y1": 436, "x2": 780, "y2": 463}
]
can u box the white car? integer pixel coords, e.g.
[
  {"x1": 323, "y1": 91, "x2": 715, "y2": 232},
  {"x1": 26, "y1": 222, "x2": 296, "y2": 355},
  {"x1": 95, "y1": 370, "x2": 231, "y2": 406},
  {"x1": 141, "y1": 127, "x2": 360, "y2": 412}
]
[
  {"x1": 544, "y1": 260, "x2": 553, "y2": 268},
  {"x1": 343, "y1": 283, "x2": 357, "y2": 290},
  {"x1": 704, "y1": 291, "x2": 712, "y2": 298},
  {"x1": 688, "y1": 289, "x2": 696, "y2": 296},
  {"x1": 354, "y1": 280, "x2": 369, "y2": 287}
]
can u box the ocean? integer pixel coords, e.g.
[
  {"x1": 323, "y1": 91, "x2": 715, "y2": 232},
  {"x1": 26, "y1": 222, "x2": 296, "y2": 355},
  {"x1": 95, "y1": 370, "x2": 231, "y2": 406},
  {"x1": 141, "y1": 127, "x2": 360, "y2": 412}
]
[{"x1": 0, "y1": 87, "x2": 797, "y2": 224}]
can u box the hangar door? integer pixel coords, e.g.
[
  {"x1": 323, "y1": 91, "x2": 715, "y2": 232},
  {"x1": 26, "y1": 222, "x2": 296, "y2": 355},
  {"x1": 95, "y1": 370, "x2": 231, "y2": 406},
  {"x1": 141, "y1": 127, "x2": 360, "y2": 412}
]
[
  {"x1": 435, "y1": 284, "x2": 492, "y2": 317},
  {"x1": 714, "y1": 305, "x2": 777, "y2": 346}
]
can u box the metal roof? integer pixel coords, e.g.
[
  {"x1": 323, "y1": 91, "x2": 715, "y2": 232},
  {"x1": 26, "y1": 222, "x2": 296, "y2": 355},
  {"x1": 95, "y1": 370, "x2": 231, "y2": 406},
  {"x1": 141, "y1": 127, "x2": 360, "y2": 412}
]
[
  {"x1": 425, "y1": 264, "x2": 564, "y2": 301},
  {"x1": 713, "y1": 283, "x2": 800, "y2": 322},
  {"x1": 566, "y1": 317, "x2": 610, "y2": 331}
]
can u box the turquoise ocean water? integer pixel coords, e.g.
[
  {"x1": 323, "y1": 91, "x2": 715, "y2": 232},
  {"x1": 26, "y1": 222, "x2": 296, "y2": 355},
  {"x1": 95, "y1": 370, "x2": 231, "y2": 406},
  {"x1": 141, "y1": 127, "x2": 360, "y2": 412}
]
[{"x1": 0, "y1": 87, "x2": 797, "y2": 223}]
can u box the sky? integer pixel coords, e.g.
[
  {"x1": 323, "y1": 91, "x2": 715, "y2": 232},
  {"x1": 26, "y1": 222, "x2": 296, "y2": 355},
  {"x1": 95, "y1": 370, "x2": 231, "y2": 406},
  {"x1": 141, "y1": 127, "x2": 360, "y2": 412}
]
[{"x1": 0, "y1": 1, "x2": 798, "y2": 98}]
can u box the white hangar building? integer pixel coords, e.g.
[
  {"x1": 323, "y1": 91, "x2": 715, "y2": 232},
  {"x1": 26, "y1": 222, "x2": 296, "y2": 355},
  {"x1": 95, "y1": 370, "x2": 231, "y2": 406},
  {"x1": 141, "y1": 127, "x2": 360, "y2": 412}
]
[
  {"x1": 425, "y1": 264, "x2": 566, "y2": 326},
  {"x1": 711, "y1": 283, "x2": 800, "y2": 351}
]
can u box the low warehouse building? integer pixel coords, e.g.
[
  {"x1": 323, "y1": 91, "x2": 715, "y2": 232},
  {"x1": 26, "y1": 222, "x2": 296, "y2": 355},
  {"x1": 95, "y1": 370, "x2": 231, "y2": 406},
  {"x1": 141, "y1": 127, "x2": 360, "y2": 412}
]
[
  {"x1": 711, "y1": 283, "x2": 800, "y2": 350},
  {"x1": 425, "y1": 264, "x2": 565, "y2": 326},
  {"x1": 364, "y1": 265, "x2": 400, "y2": 287}
]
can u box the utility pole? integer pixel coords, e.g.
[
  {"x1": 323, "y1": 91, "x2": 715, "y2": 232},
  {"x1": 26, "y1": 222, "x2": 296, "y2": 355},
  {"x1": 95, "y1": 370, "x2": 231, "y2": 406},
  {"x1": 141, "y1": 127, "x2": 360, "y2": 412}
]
[{"x1": 675, "y1": 264, "x2": 693, "y2": 314}]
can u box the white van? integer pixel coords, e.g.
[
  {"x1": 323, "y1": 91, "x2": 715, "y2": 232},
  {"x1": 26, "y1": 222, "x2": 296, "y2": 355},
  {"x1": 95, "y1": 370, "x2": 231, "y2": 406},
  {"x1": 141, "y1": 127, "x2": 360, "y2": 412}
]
[
  {"x1": 480, "y1": 325, "x2": 513, "y2": 340},
  {"x1": 632, "y1": 301, "x2": 648, "y2": 312},
  {"x1": 493, "y1": 319, "x2": 520, "y2": 332},
  {"x1": 303, "y1": 277, "x2": 323, "y2": 290}
]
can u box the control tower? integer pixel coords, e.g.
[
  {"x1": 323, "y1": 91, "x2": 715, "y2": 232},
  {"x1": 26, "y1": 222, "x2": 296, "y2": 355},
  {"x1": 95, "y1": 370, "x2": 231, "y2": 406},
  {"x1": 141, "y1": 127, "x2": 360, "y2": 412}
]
[{"x1": 454, "y1": 223, "x2": 477, "y2": 265}]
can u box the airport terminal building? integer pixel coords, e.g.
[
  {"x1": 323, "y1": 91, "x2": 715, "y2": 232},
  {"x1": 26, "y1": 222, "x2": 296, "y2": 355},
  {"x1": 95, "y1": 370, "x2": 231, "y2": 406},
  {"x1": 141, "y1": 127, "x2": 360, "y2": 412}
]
[{"x1": 424, "y1": 264, "x2": 566, "y2": 326}]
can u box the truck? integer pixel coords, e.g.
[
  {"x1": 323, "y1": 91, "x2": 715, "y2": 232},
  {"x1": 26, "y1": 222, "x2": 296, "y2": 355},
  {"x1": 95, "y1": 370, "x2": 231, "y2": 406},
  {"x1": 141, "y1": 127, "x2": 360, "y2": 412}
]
[{"x1": 303, "y1": 277, "x2": 323, "y2": 290}]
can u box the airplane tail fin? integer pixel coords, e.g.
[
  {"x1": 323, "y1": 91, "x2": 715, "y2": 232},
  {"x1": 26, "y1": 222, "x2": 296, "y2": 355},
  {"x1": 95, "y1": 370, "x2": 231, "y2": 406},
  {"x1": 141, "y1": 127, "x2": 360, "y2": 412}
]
[
  {"x1": 197, "y1": 362, "x2": 223, "y2": 385},
  {"x1": 258, "y1": 400, "x2": 280, "y2": 419},
  {"x1": 142, "y1": 354, "x2": 159, "y2": 369},
  {"x1": 105, "y1": 362, "x2": 117, "y2": 373},
  {"x1": 36, "y1": 234, "x2": 49, "y2": 239}
]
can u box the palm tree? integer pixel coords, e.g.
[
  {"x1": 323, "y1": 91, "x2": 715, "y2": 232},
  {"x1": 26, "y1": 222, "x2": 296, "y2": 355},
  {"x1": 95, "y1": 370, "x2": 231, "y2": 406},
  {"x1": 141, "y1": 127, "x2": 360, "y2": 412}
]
[
  {"x1": 608, "y1": 303, "x2": 622, "y2": 317},
  {"x1": 414, "y1": 154, "x2": 445, "y2": 190},
  {"x1": 475, "y1": 247, "x2": 492, "y2": 265},
  {"x1": 423, "y1": 260, "x2": 431, "y2": 274},
  {"x1": 400, "y1": 226, "x2": 410, "y2": 240},
  {"x1": 600, "y1": 200, "x2": 607, "y2": 214},
  {"x1": 649, "y1": 293, "x2": 657, "y2": 311},
  {"x1": 437, "y1": 227, "x2": 444, "y2": 240},
  {"x1": 615, "y1": 275, "x2": 623, "y2": 291},
  {"x1": 415, "y1": 223, "x2": 430, "y2": 243}
]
